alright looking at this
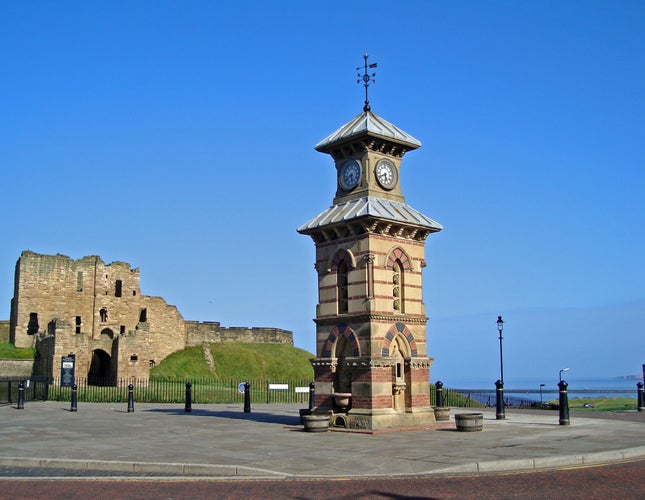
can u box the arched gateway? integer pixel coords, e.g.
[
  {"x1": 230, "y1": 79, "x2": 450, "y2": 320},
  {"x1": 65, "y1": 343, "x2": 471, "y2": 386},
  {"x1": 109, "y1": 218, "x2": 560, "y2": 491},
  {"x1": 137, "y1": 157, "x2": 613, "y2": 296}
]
[{"x1": 88, "y1": 349, "x2": 112, "y2": 386}]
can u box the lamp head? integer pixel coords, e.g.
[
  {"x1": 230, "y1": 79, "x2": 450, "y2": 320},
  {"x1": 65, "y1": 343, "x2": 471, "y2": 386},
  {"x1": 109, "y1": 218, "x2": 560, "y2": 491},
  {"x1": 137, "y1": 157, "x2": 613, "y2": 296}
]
[{"x1": 496, "y1": 316, "x2": 504, "y2": 332}]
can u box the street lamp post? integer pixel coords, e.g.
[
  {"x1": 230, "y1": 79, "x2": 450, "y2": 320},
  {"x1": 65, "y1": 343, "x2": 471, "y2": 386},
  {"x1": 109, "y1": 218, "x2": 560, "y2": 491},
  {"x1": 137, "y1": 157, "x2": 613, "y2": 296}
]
[
  {"x1": 497, "y1": 316, "x2": 504, "y2": 384},
  {"x1": 540, "y1": 383, "x2": 545, "y2": 405},
  {"x1": 495, "y1": 316, "x2": 505, "y2": 420},
  {"x1": 559, "y1": 367, "x2": 570, "y2": 383}
]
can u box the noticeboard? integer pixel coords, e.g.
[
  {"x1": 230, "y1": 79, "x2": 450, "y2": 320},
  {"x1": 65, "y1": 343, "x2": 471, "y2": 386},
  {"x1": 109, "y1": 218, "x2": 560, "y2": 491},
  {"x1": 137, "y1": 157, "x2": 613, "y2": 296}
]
[{"x1": 61, "y1": 355, "x2": 75, "y2": 388}]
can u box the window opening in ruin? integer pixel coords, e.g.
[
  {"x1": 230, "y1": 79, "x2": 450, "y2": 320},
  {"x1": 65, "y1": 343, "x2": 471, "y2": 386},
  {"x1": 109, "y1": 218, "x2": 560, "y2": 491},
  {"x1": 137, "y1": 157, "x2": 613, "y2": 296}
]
[
  {"x1": 149, "y1": 360, "x2": 156, "y2": 367},
  {"x1": 75, "y1": 316, "x2": 82, "y2": 334},
  {"x1": 77, "y1": 271, "x2": 83, "y2": 292},
  {"x1": 393, "y1": 259, "x2": 404, "y2": 313},
  {"x1": 120, "y1": 325, "x2": 125, "y2": 335},
  {"x1": 99, "y1": 308, "x2": 108, "y2": 322},
  {"x1": 27, "y1": 313, "x2": 39, "y2": 335},
  {"x1": 337, "y1": 260, "x2": 349, "y2": 314},
  {"x1": 139, "y1": 308, "x2": 147, "y2": 323},
  {"x1": 130, "y1": 354, "x2": 138, "y2": 362},
  {"x1": 133, "y1": 290, "x2": 136, "y2": 296},
  {"x1": 100, "y1": 328, "x2": 114, "y2": 338},
  {"x1": 115, "y1": 280, "x2": 122, "y2": 297}
]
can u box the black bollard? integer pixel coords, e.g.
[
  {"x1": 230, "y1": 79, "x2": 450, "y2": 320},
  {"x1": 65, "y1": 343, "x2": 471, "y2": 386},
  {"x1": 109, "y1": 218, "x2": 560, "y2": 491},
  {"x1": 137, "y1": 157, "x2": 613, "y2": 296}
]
[
  {"x1": 243, "y1": 382, "x2": 251, "y2": 413},
  {"x1": 495, "y1": 379, "x2": 505, "y2": 420},
  {"x1": 558, "y1": 380, "x2": 570, "y2": 425},
  {"x1": 17, "y1": 381, "x2": 25, "y2": 410},
  {"x1": 185, "y1": 382, "x2": 192, "y2": 413},
  {"x1": 70, "y1": 384, "x2": 78, "y2": 412},
  {"x1": 127, "y1": 384, "x2": 134, "y2": 413},
  {"x1": 637, "y1": 382, "x2": 644, "y2": 412},
  {"x1": 308, "y1": 381, "x2": 315, "y2": 410},
  {"x1": 435, "y1": 381, "x2": 444, "y2": 408}
]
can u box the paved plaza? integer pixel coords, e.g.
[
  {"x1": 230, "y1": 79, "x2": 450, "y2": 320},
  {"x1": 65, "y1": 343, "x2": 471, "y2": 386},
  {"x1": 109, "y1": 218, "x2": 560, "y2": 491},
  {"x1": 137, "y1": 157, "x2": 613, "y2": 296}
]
[{"x1": 1, "y1": 402, "x2": 644, "y2": 478}]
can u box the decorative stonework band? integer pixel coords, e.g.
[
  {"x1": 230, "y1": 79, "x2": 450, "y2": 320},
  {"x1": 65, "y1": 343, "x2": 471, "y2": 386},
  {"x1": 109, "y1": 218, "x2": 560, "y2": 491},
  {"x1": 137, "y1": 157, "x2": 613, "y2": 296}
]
[
  {"x1": 321, "y1": 323, "x2": 361, "y2": 357},
  {"x1": 381, "y1": 322, "x2": 418, "y2": 357}
]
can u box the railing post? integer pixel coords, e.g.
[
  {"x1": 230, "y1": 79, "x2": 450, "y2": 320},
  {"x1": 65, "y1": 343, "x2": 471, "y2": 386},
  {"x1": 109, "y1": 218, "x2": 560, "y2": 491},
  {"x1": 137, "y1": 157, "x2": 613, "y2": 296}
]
[
  {"x1": 244, "y1": 382, "x2": 251, "y2": 413},
  {"x1": 17, "y1": 381, "x2": 25, "y2": 410},
  {"x1": 127, "y1": 384, "x2": 134, "y2": 413},
  {"x1": 558, "y1": 380, "x2": 570, "y2": 425},
  {"x1": 185, "y1": 382, "x2": 192, "y2": 413},
  {"x1": 70, "y1": 384, "x2": 78, "y2": 412},
  {"x1": 308, "y1": 381, "x2": 315, "y2": 410},
  {"x1": 435, "y1": 381, "x2": 444, "y2": 407},
  {"x1": 495, "y1": 379, "x2": 505, "y2": 420},
  {"x1": 637, "y1": 382, "x2": 644, "y2": 412}
]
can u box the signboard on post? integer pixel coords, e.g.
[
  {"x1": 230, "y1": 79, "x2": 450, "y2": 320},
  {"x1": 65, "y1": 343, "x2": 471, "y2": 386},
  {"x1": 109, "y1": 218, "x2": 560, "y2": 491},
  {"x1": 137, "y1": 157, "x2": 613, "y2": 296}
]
[{"x1": 61, "y1": 355, "x2": 75, "y2": 388}]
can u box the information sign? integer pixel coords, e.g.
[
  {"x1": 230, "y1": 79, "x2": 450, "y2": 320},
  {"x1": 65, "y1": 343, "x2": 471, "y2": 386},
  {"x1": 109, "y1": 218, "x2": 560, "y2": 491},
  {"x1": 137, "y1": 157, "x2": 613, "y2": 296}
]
[{"x1": 60, "y1": 355, "x2": 75, "y2": 388}]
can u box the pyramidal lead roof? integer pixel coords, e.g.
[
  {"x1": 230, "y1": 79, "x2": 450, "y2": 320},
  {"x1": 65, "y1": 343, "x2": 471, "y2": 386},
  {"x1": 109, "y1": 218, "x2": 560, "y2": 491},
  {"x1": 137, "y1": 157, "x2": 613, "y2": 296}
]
[
  {"x1": 297, "y1": 196, "x2": 443, "y2": 234},
  {"x1": 315, "y1": 111, "x2": 422, "y2": 152}
]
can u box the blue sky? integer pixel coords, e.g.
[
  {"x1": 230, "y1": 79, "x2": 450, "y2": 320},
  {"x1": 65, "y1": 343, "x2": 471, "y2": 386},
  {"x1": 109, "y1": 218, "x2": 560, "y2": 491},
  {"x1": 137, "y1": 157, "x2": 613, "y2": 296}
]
[{"x1": 2, "y1": 1, "x2": 643, "y2": 385}]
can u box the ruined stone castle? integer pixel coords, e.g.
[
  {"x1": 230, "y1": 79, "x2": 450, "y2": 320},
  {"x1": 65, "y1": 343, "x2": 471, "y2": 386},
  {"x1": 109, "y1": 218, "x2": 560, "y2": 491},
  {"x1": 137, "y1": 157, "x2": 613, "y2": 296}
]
[{"x1": 9, "y1": 251, "x2": 292, "y2": 384}]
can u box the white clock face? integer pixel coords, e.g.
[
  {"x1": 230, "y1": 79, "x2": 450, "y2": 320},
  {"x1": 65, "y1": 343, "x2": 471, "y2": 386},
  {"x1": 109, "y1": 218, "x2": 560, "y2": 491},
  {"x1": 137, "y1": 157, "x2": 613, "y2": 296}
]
[
  {"x1": 339, "y1": 160, "x2": 361, "y2": 190},
  {"x1": 375, "y1": 159, "x2": 397, "y2": 190}
]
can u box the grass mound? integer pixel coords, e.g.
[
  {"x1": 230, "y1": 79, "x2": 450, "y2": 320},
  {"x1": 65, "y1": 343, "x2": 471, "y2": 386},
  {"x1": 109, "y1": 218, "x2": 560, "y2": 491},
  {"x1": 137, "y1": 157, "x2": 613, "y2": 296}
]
[
  {"x1": 150, "y1": 343, "x2": 314, "y2": 381},
  {"x1": 0, "y1": 342, "x2": 35, "y2": 359}
]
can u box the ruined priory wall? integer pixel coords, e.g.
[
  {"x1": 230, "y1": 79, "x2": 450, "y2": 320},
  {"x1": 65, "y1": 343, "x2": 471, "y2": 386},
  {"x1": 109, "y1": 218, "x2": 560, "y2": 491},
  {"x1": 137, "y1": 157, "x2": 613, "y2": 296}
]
[
  {"x1": 185, "y1": 322, "x2": 293, "y2": 347},
  {"x1": 0, "y1": 320, "x2": 9, "y2": 343},
  {"x1": 8, "y1": 251, "x2": 291, "y2": 381}
]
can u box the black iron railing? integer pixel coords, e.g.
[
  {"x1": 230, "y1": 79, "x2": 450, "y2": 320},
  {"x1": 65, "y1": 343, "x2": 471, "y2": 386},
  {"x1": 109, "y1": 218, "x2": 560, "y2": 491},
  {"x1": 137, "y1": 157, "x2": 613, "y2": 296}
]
[{"x1": 1, "y1": 377, "x2": 640, "y2": 410}]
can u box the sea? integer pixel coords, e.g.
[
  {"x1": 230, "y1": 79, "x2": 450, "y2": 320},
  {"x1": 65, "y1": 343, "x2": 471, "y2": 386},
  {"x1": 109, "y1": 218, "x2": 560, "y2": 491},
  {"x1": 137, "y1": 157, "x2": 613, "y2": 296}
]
[{"x1": 434, "y1": 375, "x2": 643, "y2": 403}]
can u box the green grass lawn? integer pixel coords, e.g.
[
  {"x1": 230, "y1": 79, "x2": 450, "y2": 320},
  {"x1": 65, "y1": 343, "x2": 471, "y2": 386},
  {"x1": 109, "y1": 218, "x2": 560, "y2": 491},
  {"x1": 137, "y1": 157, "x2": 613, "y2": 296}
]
[
  {"x1": 568, "y1": 397, "x2": 638, "y2": 411},
  {"x1": 0, "y1": 342, "x2": 35, "y2": 359}
]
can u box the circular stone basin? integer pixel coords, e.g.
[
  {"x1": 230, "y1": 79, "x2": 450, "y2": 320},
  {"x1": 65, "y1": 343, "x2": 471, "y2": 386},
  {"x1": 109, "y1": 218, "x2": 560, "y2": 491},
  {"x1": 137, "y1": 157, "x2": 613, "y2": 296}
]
[
  {"x1": 455, "y1": 412, "x2": 483, "y2": 432},
  {"x1": 331, "y1": 393, "x2": 352, "y2": 407}
]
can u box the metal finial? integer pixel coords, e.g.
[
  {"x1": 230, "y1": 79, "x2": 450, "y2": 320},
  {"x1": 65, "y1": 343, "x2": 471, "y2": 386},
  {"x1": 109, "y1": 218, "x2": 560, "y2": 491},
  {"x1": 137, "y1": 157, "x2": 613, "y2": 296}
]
[{"x1": 356, "y1": 53, "x2": 377, "y2": 112}]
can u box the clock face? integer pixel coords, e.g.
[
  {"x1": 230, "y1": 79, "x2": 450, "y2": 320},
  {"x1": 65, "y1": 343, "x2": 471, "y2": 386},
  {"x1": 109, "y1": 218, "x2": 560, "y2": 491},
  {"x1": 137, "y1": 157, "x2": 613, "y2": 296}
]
[
  {"x1": 339, "y1": 159, "x2": 361, "y2": 190},
  {"x1": 375, "y1": 159, "x2": 397, "y2": 190}
]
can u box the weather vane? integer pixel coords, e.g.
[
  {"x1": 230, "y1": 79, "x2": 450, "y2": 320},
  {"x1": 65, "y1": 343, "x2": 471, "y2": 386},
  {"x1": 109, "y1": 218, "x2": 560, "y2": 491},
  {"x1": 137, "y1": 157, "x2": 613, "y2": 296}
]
[{"x1": 357, "y1": 53, "x2": 377, "y2": 112}]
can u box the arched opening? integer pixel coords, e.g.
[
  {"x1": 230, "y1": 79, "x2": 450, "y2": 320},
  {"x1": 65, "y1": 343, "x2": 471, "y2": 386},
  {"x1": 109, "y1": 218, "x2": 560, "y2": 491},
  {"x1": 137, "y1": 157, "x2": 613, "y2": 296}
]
[
  {"x1": 390, "y1": 337, "x2": 407, "y2": 411},
  {"x1": 334, "y1": 334, "x2": 354, "y2": 393},
  {"x1": 88, "y1": 349, "x2": 111, "y2": 386},
  {"x1": 393, "y1": 259, "x2": 405, "y2": 313},
  {"x1": 100, "y1": 328, "x2": 114, "y2": 339},
  {"x1": 337, "y1": 260, "x2": 348, "y2": 314}
]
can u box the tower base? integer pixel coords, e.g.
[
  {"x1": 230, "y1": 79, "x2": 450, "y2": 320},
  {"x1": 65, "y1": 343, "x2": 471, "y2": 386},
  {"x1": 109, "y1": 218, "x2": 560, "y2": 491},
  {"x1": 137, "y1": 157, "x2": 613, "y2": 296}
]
[{"x1": 318, "y1": 407, "x2": 437, "y2": 431}]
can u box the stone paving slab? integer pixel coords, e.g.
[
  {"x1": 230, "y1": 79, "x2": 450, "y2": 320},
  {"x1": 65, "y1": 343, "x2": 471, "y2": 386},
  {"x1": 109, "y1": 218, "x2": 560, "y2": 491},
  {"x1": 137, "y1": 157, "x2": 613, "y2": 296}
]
[{"x1": 0, "y1": 402, "x2": 644, "y2": 478}]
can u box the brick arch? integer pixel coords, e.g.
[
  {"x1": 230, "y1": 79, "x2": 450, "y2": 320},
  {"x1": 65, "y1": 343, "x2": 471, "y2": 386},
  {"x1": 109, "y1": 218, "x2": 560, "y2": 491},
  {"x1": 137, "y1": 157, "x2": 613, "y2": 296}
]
[
  {"x1": 321, "y1": 324, "x2": 361, "y2": 357},
  {"x1": 381, "y1": 322, "x2": 418, "y2": 357},
  {"x1": 329, "y1": 248, "x2": 357, "y2": 272},
  {"x1": 385, "y1": 247, "x2": 412, "y2": 271}
]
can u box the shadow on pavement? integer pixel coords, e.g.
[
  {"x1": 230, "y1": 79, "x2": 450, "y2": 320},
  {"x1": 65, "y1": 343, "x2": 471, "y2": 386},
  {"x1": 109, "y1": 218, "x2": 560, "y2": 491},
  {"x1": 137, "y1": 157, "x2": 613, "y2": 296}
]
[{"x1": 142, "y1": 407, "x2": 302, "y2": 425}]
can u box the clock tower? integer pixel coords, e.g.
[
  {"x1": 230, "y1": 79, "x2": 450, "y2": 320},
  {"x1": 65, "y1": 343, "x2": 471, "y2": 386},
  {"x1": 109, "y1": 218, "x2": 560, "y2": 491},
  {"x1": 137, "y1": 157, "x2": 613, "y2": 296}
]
[{"x1": 298, "y1": 56, "x2": 443, "y2": 430}]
